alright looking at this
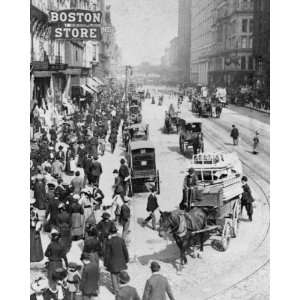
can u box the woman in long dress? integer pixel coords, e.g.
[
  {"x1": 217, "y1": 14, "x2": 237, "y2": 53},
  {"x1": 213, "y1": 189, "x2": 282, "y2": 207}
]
[
  {"x1": 30, "y1": 203, "x2": 44, "y2": 262},
  {"x1": 80, "y1": 190, "x2": 95, "y2": 234},
  {"x1": 70, "y1": 195, "x2": 84, "y2": 241},
  {"x1": 45, "y1": 229, "x2": 68, "y2": 285}
]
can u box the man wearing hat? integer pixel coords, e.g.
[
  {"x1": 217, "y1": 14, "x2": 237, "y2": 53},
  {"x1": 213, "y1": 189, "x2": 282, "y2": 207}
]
[
  {"x1": 253, "y1": 131, "x2": 260, "y2": 154},
  {"x1": 180, "y1": 168, "x2": 197, "y2": 211},
  {"x1": 79, "y1": 252, "x2": 100, "y2": 300},
  {"x1": 56, "y1": 145, "x2": 65, "y2": 163},
  {"x1": 117, "y1": 271, "x2": 140, "y2": 300},
  {"x1": 112, "y1": 169, "x2": 124, "y2": 197},
  {"x1": 241, "y1": 176, "x2": 255, "y2": 221},
  {"x1": 119, "y1": 197, "x2": 131, "y2": 240},
  {"x1": 142, "y1": 261, "x2": 175, "y2": 300},
  {"x1": 230, "y1": 124, "x2": 239, "y2": 146},
  {"x1": 104, "y1": 227, "x2": 129, "y2": 296},
  {"x1": 90, "y1": 156, "x2": 103, "y2": 185},
  {"x1": 95, "y1": 211, "x2": 112, "y2": 244},
  {"x1": 119, "y1": 158, "x2": 130, "y2": 196},
  {"x1": 33, "y1": 174, "x2": 47, "y2": 210},
  {"x1": 142, "y1": 184, "x2": 159, "y2": 230}
]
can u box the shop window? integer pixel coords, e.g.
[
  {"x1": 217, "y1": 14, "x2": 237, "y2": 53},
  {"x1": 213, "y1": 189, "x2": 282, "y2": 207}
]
[
  {"x1": 249, "y1": 37, "x2": 253, "y2": 48},
  {"x1": 241, "y1": 56, "x2": 246, "y2": 70},
  {"x1": 92, "y1": 44, "x2": 97, "y2": 61},
  {"x1": 249, "y1": 19, "x2": 253, "y2": 33},
  {"x1": 242, "y1": 19, "x2": 248, "y2": 33},
  {"x1": 241, "y1": 37, "x2": 247, "y2": 48},
  {"x1": 248, "y1": 56, "x2": 253, "y2": 70}
]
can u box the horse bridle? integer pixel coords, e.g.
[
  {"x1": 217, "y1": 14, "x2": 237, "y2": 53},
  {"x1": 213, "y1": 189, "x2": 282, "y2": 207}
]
[{"x1": 161, "y1": 214, "x2": 180, "y2": 235}]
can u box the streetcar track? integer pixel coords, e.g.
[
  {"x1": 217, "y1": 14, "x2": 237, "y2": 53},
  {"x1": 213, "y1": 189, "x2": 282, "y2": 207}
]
[
  {"x1": 142, "y1": 97, "x2": 270, "y2": 299},
  {"x1": 195, "y1": 113, "x2": 270, "y2": 298}
]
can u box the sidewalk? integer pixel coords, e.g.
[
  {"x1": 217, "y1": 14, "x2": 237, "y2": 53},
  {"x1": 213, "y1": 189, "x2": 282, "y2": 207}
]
[{"x1": 244, "y1": 103, "x2": 270, "y2": 115}]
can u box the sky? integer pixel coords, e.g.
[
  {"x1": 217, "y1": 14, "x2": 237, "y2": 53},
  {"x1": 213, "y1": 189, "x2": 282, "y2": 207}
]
[{"x1": 106, "y1": 0, "x2": 178, "y2": 66}]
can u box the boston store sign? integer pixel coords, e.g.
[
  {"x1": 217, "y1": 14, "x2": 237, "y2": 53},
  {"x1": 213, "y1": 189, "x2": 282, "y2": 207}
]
[{"x1": 49, "y1": 9, "x2": 102, "y2": 40}]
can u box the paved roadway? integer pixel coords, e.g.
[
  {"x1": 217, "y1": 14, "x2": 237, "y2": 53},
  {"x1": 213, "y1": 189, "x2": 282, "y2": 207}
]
[{"x1": 31, "y1": 87, "x2": 270, "y2": 299}]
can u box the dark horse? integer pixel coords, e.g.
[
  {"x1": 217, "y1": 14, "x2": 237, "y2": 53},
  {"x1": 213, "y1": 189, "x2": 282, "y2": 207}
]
[{"x1": 158, "y1": 208, "x2": 207, "y2": 268}]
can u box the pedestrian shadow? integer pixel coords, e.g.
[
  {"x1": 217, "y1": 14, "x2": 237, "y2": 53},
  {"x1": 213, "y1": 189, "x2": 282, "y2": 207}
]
[
  {"x1": 136, "y1": 217, "x2": 154, "y2": 230},
  {"x1": 137, "y1": 243, "x2": 179, "y2": 271},
  {"x1": 99, "y1": 270, "x2": 115, "y2": 295}
]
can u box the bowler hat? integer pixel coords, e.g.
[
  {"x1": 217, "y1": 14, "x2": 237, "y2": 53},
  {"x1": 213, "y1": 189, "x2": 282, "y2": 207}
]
[
  {"x1": 188, "y1": 168, "x2": 194, "y2": 174},
  {"x1": 150, "y1": 261, "x2": 161, "y2": 272},
  {"x1": 110, "y1": 225, "x2": 118, "y2": 234},
  {"x1": 241, "y1": 176, "x2": 248, "y2": 182},
  {"x1": 120, "y1": 158, "x2": 126, "y2": 164},
  {"x1": 80, "y1": 252, "x2": 90, "y2": 261},
  {"x1": 102, "y1": 212, "x2": 111, "y2": 219},
  {"x1": 119, "y1": 271, "x2": 130, "y2": 284},
  {"x1": 58, "y1": 145, "x2": 63, "y2": 150}
]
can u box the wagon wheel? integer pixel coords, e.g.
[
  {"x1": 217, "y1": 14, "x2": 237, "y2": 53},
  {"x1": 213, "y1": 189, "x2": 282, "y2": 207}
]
[
  {"x1": 156, "y1": 170, "x2": 160, "y2": 195},
  {"x1": 220, "y1": 220, "x2": 231, "y2": 251},
  {"x1": 128, "y1": 178, "x2": 134, "y2": 197},
  {"x1": 179, "y1": 137, "x2": 184, "y2": 153},
  {"x1": 231, "y1": 199, "x2": 240, "y2": 238}
]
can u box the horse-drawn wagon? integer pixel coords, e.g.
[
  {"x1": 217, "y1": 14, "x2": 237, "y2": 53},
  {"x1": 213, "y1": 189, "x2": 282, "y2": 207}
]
[
  {"x1": 158, "y1": 152, "x2": 243, "y2": 268},
  {"x1": 186, "y1": 152, "x2": 243, "y2": 250},
  {"x1": 127, "y1": 140, "x2": 160, "y2": 195},
  {"x1": 178, "y1": 118, "x2": 202, "y2": 154}
]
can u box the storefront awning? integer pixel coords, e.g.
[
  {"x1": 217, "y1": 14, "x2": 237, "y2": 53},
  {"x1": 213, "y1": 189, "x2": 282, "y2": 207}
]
[
  {"x1": 86, "y1": 84, "x2": 99, "y2": 93},
  {"x1": 81, "y1": 84, "x2": 95, "y2": 95},
  {"x1": 92, "y1": 76, "x2": 104, "y2": 85},
  {"x1": 87, "y1": 78, "x2": 100, "y2": 93}
]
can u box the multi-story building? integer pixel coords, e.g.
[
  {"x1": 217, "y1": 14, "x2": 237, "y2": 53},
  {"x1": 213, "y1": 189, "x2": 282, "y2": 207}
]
[
  {"x1": 253, "y1": 0, "x2": 269, "y2": 98},
  {"x1": 30, "y1": 0, "x2": 116, "y2": 109},
  {"x1": 190, "y1": 0, "x2": 215, "y2": 85},
  {"x1": 169, "y1": 37, "x2": 179, "y2": 67},
  {"x1": 178, "y1": 0, "x2": 191, "y2": 83},
  {"x1": 207, "y1": 0, "x2": 255, "y2": 88}
]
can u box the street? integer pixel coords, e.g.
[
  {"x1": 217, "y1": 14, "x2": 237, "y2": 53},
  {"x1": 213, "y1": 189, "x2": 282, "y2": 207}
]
[{"x1": 31, "y1": 87, "x2": 270, "y2": 300}]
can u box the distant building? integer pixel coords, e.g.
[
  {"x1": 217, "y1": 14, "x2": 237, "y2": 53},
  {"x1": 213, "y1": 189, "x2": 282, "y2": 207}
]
[
  {"x1": 253, "y1": 0, "x2": 270, "y2": 97},
  {"x1": 208, "y1": 0, "x2": 255, "y2": 88},
  {"x1": 169, "y1": 37, "x2": 179, "y2": 66},
  {"x1": 190, "y1": 0, "x2": 215, "y2": 85},
  {"x1": 178, "y1": 0, "x2": 191, "y2": 83}
]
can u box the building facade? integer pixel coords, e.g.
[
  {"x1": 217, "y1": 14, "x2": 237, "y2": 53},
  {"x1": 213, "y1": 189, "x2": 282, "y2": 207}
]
[
  {"x1": 30, "y1": 0, "x2": 116, "y2": 111},
  {"x1": 190, "y1": 0, "x2": 215, "y2": 85},
  {"x1": 169, "y1": 37, "x2": 179, "y2": 66},
  {"x1": 253, "y1": 0, "x2": 270, "y2": 97},
  {"x1": 208, "y1": 0, "x2": 255, "y2": 88},
  {"x1": 178, "y1": 0, "x2": 191, "y2": 83}
]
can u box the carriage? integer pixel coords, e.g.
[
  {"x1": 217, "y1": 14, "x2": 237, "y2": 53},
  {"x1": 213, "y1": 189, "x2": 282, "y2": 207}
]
[
  {"x1": 185, "y1": 152, "x2": 243, "y2": 251},
  {"x1": 127, "y1": 140, "x2": 160, "y2": 195},
  {"x1": 129, "y1": 105, "x2": 142, "y2": 124},
  {"x1": 178, "y1": 118, "x2": 202, "y2": 153},
  {"x1": 128, "y1": 122, "x2": 149, "y2": 142}
]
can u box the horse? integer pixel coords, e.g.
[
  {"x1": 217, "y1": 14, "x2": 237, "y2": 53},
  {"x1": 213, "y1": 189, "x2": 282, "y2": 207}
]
[{"x1": 158, "y1": 208, "x2": 207, "y2": 268}]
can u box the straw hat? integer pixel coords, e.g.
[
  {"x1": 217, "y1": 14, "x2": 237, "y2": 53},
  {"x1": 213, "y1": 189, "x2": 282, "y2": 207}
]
[{"x1": 31, "y1": 277, "x2": 48, "y2": 293}]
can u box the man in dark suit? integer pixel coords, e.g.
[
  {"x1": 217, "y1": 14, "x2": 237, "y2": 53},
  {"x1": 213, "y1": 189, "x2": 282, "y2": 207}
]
[
  {"x1": 142, "y1": 261, "x2": 175, "y2": 300},
  {"x1": 119, "y1": 158, "x2": 130, "y2": 195},
  {"x1": 119, "y1": 198, "x2": 131, "y2": 240},
  {"x1": 90, "y1": 156, "x2": 103, "y2": 185},
  {"x1": 142, "y1": 185, "x2": 159, "y2": 230},
  {"x1": 241, "y1": 176, "x2": 255, "y2": 221},
  {"x1": 104, "y1": 227, "x2": 129, "y2": 296},
  {"x1": 96, "y1": 212, "x2": 116, "y2": 257},
  {"x1": 117, "y1": 270, "x2": 140, "y2": 300},
  {"x1": 79, "y1": 252, "x2": 100, "y2": 300},
  {"x1": 230, "y1": 124, "x2": 239, "y2": 145}
]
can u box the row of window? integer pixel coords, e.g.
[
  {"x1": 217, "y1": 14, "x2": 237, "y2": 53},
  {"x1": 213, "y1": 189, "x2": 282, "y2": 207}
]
[{"x1": 242, "y1": 18, "x2": 254, "y2": 33}]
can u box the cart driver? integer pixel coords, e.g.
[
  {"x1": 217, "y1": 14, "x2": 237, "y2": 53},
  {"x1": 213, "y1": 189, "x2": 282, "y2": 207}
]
[{"x1": 180, "y1": 168, "x2": 197, "y2": 211}]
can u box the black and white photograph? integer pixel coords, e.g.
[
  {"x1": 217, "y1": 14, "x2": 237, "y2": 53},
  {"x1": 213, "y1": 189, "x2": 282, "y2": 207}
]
[{"x1": 28, "y1": 0, "x2": 270, "y2": 299}]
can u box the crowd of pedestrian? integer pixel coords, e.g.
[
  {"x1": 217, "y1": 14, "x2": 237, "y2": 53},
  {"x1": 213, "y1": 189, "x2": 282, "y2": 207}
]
[{"x1": 30, "y1": 85, "x2": 175, "y2": 300}]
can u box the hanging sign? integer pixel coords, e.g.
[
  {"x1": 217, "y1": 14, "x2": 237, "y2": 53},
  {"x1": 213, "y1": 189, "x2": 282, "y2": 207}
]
[{"x1": 49, "y1": 9, "x2": 102, "y2": 40}]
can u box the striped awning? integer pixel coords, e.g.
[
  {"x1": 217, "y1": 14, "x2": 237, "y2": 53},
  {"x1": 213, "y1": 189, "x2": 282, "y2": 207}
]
[{"x1": 81, "y1": 84, "x2": 95, "y2": 95}]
